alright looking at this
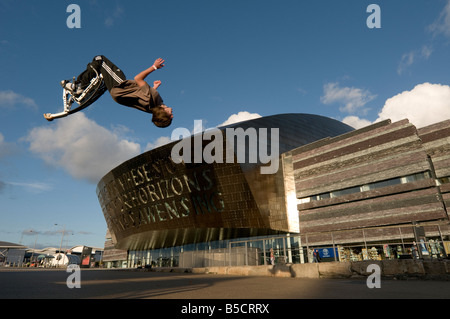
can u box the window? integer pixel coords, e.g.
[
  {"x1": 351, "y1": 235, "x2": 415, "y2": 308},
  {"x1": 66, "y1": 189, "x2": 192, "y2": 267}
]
[{"x1": 299, "y1": 171, "x2": 431, "y2": 203}]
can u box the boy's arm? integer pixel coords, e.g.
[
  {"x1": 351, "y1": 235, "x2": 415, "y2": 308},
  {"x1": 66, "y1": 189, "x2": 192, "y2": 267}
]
[{"x1": 134, "y1": 58, "x2": 165, "y2": 87}]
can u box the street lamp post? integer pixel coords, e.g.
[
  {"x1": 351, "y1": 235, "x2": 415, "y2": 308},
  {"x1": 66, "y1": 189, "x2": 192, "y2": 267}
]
[{"x1": 55, "y1": 224, "x2": 66, "y2": 267}]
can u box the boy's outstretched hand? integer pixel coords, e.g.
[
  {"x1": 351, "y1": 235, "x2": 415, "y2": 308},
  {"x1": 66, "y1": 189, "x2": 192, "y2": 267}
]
[
  {"x1": 153, "y1": 80, "x2": 162, "y2": 89},
  {"x1": 153, "y1": 58, "x2": 165, "y2": 69}
]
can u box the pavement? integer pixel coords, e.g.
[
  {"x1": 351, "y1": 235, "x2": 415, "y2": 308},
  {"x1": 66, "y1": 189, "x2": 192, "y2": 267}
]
[{"x1": 0, "y1": 267, "x2": 449, "y2": 300}]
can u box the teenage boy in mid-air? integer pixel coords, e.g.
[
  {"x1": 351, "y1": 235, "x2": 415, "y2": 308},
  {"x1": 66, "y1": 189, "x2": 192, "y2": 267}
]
[{"x1": 44, "y1": 55, "x2": 173, "y2": 128}]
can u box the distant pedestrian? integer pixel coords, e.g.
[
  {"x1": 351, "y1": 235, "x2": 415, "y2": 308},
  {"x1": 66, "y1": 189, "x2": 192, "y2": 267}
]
[{"x1": 313, "y1": 249, "x2": 321, "y2": 263}]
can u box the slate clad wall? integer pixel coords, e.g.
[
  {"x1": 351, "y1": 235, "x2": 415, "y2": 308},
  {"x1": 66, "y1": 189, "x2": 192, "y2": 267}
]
[{"x1": 418, "y1": 120, "x2": 450, "y2": 218}]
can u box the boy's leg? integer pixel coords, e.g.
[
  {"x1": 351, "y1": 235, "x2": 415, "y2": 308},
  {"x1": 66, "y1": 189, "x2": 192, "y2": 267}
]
[
  {"x1": 95, "y1": 55, "x2": 126, "y2": 91},
  {"x1": 76, "y1": 55, "x2": 126, "y2": 91},
  {"x1": 76, "y1": 63, "x2": 98, "y2": 89},
  {"x1": 74, "y1": 56, "x2": 104, "y2": 89}
]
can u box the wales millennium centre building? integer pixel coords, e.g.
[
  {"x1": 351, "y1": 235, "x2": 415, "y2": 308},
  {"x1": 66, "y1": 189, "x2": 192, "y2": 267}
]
[{"x1": 97, "y1": 113, "x2": 450, "y2": 268}]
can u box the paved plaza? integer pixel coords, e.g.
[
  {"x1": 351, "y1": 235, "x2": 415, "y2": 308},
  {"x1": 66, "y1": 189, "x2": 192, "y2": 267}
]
[{"x1": 0, "y1": 268, "x2": 448, "y2": 300}]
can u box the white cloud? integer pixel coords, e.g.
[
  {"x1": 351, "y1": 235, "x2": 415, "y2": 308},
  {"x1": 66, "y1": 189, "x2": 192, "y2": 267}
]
[
  {"x1": 145, "y1": 136, "x2": 172, "y2": 151},
  {"x1": 397, "y1": 45, "x2": 433, "y2": 75},
  {"x1": 105, "y1": 4, "x2": 124, "y2": 27},
  {"x1": 397, "y1": 51, "x2": 415, "y2": 75},
  {"x1": 0, "y1": 90, "x2": 37, "y2": 109},
  {"x1": 341, "y1": 83, "x2": 450, "y2": 130},
  {"x1": 296, "y1": 87, "x2": 307, "y2": 95},
  {"x1": 25, "y1": 113, "x2": 141, "y2": 184},
  {"x1": 5, "y1": 181, "x2": 53, "y2": 193},
  {"x1": 428, "y1": 0, "x2": 450, "y2": 38},
  {"x1": 320, "y1": 82, "x2": 376, "y2": 114},
  {"x1": 218, "y1": 111, "x2": 262, "y2": 127},
  {"x1": 421, "y1": 45, "x2": 433, "y2": 59},
  {"x1": 376, "y1": 82, "x2": 450, "y2": 128},
  {"x1": 342, "y1": 116, "x2": 372, "y2": 129}
]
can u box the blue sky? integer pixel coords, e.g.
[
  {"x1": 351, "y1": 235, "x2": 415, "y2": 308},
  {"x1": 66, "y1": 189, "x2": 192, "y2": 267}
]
[{"x1": 2, "y1": 0, "x2": 450, "y2": 249}]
